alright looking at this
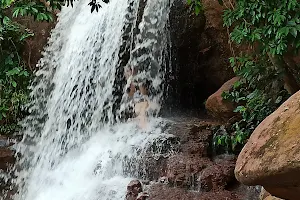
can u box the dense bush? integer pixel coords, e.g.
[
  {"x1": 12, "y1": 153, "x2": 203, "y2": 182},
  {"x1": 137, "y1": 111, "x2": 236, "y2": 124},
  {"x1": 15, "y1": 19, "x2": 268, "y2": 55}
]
[
  {"x1": 191, "y1": 0, "x2": 300, "y2": 152},
  {"x1": 0, "y1": 0, "x2": 58, "y2": 134}
]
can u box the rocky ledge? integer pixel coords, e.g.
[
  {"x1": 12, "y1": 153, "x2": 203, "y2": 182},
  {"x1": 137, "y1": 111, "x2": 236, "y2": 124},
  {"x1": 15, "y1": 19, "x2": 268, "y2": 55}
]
[{"x1": 125, "y1": 116, "x2": 260, "y2": 200}]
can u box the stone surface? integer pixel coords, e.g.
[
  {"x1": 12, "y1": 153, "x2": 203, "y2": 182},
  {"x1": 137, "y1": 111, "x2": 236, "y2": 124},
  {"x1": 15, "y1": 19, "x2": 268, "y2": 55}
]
[
  {"x1": 260, "y1": 187, "x2": 272, "y2": 200},
  {"x1": 166, "y1": 154, "x2": 212, "y2": 188},
  {"x1": 263, "y1": 195, "x2": 283, "y2": 200},
  {"x1": 205, "y1": 77, "x2": 239, "y2": 121},
  {"x1": 0, "y1": 147, "x2": 15, "y2": 171},
  {"x1": 148, "y1": 183, "x2": 239, "y2": 200},
  {"x1": 200, "y1": 159, "x2": 236, "y2": 192},
  {"x1": 14, "y1": 15, "x2": 57, "y2": 70},
  {"x1": 235, "y1": 91, "x2": 300, "y2": 200},
  {"x1": 124, "y1": 117, "x2": 248, "y2": 200},
  {"x1": 167, "y1": 0, "x2": 234, "y2": 110},
  {"x1": 126, "y1": 180, "x2": 143, "y2": 200}
]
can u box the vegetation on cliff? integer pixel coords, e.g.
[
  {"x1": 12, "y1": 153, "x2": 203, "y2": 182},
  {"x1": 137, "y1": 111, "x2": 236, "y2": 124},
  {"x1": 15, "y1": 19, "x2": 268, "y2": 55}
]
[
  {"x1": 0, "y1": 0, "x2": 60, "y2": 134},
  {"x1": 210, "y1": 0, "x2": 300, "y2": 152}
]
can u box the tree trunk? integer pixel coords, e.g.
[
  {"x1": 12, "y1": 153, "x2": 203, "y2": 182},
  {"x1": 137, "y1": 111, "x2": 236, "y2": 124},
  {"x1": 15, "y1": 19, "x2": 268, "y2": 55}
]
[{"x1": 268, "y1": 54, "x2": 300, "y2": 94}]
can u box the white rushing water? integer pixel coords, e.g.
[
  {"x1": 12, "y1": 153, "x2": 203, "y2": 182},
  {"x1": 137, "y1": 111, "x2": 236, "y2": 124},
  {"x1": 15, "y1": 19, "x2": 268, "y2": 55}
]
[{"x1": 8, "y1": 0, "x2": 173, "y2": 199}]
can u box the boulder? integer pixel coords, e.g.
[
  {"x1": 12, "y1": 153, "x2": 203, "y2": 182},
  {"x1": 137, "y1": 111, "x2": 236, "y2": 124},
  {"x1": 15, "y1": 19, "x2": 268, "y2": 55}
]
[
  {"x1": 259, "y1": 187, "x2": 283, "y2": 200},
  {"x1": 166, "y1": 154, "x2": 212, "y2": 188},
  {"x1": 205, "y1": 77, "x2": 239, "y2": 121},
  {"x1": 235, "y1": 90, "x2": 300, "y2": 200},
  {"x1": 263, "y1": 196, "x2": 283, "y2": 200},
  {"x1": 200, "y1": 159, "x2": 236, "y2": 191},
  {"x1": 126, "y1": 180, "x2": 144, "y2": 200}
]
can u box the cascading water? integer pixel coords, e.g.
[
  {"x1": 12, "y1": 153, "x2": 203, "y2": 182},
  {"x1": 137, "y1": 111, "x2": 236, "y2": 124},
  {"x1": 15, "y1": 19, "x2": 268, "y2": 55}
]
[{"x1": 6, "y1": 0, "x2": 174, "y2": 199}]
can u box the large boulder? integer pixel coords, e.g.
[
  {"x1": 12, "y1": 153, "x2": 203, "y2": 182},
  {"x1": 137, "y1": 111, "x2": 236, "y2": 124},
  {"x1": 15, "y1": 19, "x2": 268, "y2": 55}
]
[
  {"x1": 235, "y1": 91, "x2": 300, "y2": 200},
  {"x1": 200, "y1": 158, "x2": 236, "y2": 191},
  {"x1": 126, "y1": 180, "x2": 148, "y2": 200},
  {"x1": 205, "y1": 77, "x2": 239, "y2": 121}
]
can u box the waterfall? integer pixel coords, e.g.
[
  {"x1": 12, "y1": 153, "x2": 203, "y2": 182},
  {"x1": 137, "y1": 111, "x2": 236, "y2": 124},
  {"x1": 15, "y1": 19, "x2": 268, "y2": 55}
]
[{"x1": 8, "y1": 0, "x2": 173, "y2": 199}]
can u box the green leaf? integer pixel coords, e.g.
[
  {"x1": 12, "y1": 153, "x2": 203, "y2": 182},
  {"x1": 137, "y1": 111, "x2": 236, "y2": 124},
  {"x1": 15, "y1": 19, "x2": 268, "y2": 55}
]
[
  {"x1": 11, "y1": 80, "x2": 17, "y2": 87},
  {"x1": 12, "y1": 8, "x2": 20, "y2": 17},
  {"x1": 2, "y1": 112, "x2": 7, "y2": 118},
  {"x1": 20, "y1": 32, "x2": 34, "y2": 41},
  {"x1": 7, "y1": 68, "x2": 20, "y2": 76},
  {"x1": 275, "y1": 96, "x2": 282, "y2": 104},
  {"x1": 290, "y1": 27, "x2": 297, "y2": 38},
  {"x1": 217, "y1": 138, "x2": 222, "y2": 145},
  {"x1": 236, "y1": 135, "x2": 242, "y2": 143},
  {"x1": 23, "y1": 71, "x2": 29, "y2": 77},
  {"x1": 194, "y1": 5, "x2": 201, "y2": 15}
]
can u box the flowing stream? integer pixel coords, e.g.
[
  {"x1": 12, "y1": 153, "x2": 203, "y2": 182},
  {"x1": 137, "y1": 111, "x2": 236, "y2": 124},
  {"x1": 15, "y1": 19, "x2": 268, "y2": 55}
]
[{"x1": 9, "y1": 0, "x2": 173, "y2": 199}]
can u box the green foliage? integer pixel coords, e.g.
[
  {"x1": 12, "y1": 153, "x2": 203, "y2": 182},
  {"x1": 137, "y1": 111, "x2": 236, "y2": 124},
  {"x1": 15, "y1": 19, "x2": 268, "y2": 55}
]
[
  {"x1": 187, "y1": 0, "x2": 203, "y2": 16},
  {"x1": 0, "y1": 8, "x2": 31, "y2": 133},
  {"x1": 211, "y1": 0, "x2": 300, "y2": 153},
  {"x1": 0, "y1": 0, "x2": 62, "y2": 134},
  {"x1": 214, "y1": 54, "x2": 289, "y2": 152},
  {"x1": 223, "y1": 0, "x2": 300, "y2": 56}
]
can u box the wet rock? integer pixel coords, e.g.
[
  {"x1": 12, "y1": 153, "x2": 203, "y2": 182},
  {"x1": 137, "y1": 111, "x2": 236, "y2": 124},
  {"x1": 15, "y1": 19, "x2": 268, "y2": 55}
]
[
  {"x1": 167, "y1": 0, "x2": 234, "y2": 109},
  {"x1": 136, "y1": 192, "x2": 149, "y2": 200},
  {"x1": 0, "y1": 136, "x2": 15, "y2": 148},
  {"x1": 148, "y1": 183, "x2": 239, "y2": 200},
  {"x1": 205, "y1": 77, "x2": 239, "y2": 121},
  {"x1": 126, "y1": 180, "x2": 143, "y2": 200},
  {"x1": 200, "y1": 160, "x2": 235, "y2": 192},
  {"x1": 137, "y1": 156, "x2": 168, "y2": 181},
  {"x1": 0, "y1": 136, "x2": 9, "y2": 148},
  {"x1": 0, "y1": 147, "x2": 15, "y2": 171},
  {"x1": 166, "y1": 154, "x2": 212, "y2": 188},
  {"x1": 146, "y1": 135, "x2": 180, "y2": 155},
  {"x1": 235, "y1": 91, "x2": 300, "y2": 200}
]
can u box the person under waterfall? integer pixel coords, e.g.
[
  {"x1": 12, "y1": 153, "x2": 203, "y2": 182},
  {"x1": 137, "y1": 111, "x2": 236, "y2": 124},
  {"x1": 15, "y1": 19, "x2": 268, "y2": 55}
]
[{"x1": 124, "y1": 66, "x2": 149, "y2": 129}]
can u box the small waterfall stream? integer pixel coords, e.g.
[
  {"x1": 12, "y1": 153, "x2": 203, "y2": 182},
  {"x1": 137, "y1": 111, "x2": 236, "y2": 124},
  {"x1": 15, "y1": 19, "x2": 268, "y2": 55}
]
[{"x1": 9, "y1": 0, "x2": 173, "y2": 199}]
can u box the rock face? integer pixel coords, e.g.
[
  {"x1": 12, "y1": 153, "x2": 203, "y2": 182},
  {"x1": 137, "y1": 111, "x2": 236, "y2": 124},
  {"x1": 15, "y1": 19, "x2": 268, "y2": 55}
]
[
  {"x1": 0, "y1": 136, "x2": 16, "y2": 200},
  {"x1": 200, "y1": 158, "x2": 236, "y2": 192},
  {"x1": 148, "y1": 184, "x2": 239, "y2": 200},
  {"x1": 128, "y1": 117, "x2": 251, "y2": 199},
  {"x1": 167, "y1": 0, "x2": 234, "y2": 110},
  {"x1": 15, "y1": 15, "x2": 57, "y2": 70},
  {"x1": 0, "y1": 136, "x2": 15, "y2": 171},
  {"x1": 126, "y1": 180, "x2": 149, "y2": 200},
  {"x1": 205, "y1": 77, "x2": 239, "y2": 121},
  {"x1": 260, "y1": 187, "x2": 283, "y2": 200},
  {"x1": 0, "y1": 148, "x2": 15, "y2": 171},
  {"x1": 235, "y1": 91, "x2": 300, "y2": 200}
]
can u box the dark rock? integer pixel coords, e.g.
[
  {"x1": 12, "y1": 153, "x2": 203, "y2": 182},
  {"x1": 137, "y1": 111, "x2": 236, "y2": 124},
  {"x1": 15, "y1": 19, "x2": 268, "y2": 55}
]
[
  {"x1": 137, "y1": 192, "x2": 149, "y2": 200},
  {"x1": 148, "y1": 183, "x2": 239, "y2": 200},
  {"x1": 0, "y1": 136, "x2": 16, "y2": 148},
  {"x1": 0, "y1": 147, "x2": 15, "y2": 171},
  {"x1": 167, "y1": 0, "x2": 234, "y2": 110},
  {"x1": 166, "y1": 154, "x2": 212, "y2": 188},
  {"x1": 200, "y1": 160, "x2": 236, "y2": 192},
  {"x1": 126, "y1": 180, "x2": 146, "y2": 200},
  {"x1": 137, "y1": 156, "x2": 168, "y2": 181},
  {"x1": 0, "y1": 136, "x2": 9, "y2": 148}
]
